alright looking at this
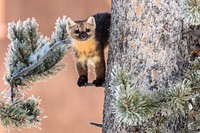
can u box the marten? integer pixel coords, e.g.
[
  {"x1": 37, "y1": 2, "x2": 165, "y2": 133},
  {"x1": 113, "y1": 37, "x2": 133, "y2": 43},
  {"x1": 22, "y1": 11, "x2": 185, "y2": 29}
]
[{"x1": 66, "y1": 13, "x2": 111, "y2": 87}]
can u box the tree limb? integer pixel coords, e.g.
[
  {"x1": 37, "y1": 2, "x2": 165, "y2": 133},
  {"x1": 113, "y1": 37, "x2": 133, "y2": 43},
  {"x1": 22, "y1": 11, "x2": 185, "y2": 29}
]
[
  {"x1": 84, "y1": 83, "x2": 105, "y2": 87},
  {"x1": 89, "y1": 122, "x2": 103, "y2": 128},
  {"x1": 10, "y1": 40, "x2": 71, "y2": 87},
  {"x1": 183, "y1": 30, "x2": 200, "y2": 37}
]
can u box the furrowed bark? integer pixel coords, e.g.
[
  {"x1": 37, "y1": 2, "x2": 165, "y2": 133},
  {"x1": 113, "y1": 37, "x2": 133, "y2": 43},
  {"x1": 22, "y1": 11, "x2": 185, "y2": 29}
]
[{"x1": 103, "y1": 0, "x2": 189, "y2": 132}]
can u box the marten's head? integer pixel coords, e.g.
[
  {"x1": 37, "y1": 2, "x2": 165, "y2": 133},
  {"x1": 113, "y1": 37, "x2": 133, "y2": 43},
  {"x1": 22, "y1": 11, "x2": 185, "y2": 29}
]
[{"x1": 66, "y1": 17, "x2": 96, "y2": 41}]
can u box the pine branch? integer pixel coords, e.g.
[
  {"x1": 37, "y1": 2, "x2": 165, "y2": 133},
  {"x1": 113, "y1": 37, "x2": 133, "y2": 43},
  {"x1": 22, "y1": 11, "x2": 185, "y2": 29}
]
[
  {"x1": 112, "y1": 68, "x2": 158, "y2": 125},
  {"x1": 184, "y1": 29, "x2": 200, "y2": 37},
  {"x1": 0, "y1": 96, "x2": 43, "y2": 129},
  {"x1": 2, "y1": 16, "x2": 71, "y2": 129},
  {"x1": 4, "y1": 17, "x2": 71, "y2": 88},
  {"x1": 112, "y1": 60, "x2": 200, "y2": 131},
  {"x1": 181, "y1": 0, "x2": 200, "y2": 25},
  {"x1": 89, "y1": 122, "x2": 103, "y2": 128},
  {"x1": 10, "y1": 39, "x2": 71, "y2": 87}
]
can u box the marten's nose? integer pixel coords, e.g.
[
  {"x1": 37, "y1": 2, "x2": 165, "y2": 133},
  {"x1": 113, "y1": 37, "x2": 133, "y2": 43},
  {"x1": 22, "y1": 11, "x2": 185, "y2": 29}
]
[{"x1": 80, "y1": 33, "x2": 87, "y2": 39}]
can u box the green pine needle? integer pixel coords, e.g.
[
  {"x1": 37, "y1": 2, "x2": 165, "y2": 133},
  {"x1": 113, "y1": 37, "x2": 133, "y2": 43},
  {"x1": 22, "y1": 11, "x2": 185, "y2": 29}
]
[
  {"x1": 5, "y1": 17, "x2": 70, "y2": 87},
  {"x1": 0, "y1": 96, "x2": 43, "y2": 129},
  {"x1": 112, "y1": 58, "x2": 200, "y2": 131},
  {"x1": 166, "y1": 79, "x2": 191, "y2": 113},
  {"x1": 114, "y1": 69, "x2": 158, "y2": 125},
  {"x1": 181, "y1": 0, "x2": 200, "y2": 25},
  {"x1": 190, "y1": 114, "x2": 200, "y2": 131}
]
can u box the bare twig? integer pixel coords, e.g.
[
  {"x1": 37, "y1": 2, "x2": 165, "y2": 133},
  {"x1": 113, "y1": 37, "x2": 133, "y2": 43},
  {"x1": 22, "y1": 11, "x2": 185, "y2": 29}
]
[
  {"x1": 183, "y1": 30, "x2": 200, "y2": 37},
  {"x1": 85, "y1": 83, "x2": 95, "y2": 87},
  {"x1": 89, "y1": 122, "x2": 103, "y2": 128},
  {"x1": 11, "y1": 86, "x2": 14, "y2": 103},
  {"x1": 191, "y1": 128, "x2": 200, "y2": 133},
  {"x1": 84, "y1": 82, "x2": 105, "y2": 87},
  {"x1": 10, "y1": 39, "x2": 71, "y2": 88}
]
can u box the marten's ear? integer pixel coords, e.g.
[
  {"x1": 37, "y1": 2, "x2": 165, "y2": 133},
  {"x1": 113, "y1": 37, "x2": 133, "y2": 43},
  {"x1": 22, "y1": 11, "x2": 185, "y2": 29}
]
[
  {"x1": 86, "y1": 17, "x2": 96, "y2": 27},
  {"x1": 66, "y1": 18, "x2": 76, "y2": 29}
]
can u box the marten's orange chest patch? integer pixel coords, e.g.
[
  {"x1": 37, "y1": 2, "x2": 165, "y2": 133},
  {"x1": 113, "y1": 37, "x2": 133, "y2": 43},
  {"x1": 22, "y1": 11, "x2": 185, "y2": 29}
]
[
  {"x1": 73, "y1": 38, "x2": 100, "y2": 63},
  {"x1": 74, "y1": 38, "x2": 96, "y2": 54}
]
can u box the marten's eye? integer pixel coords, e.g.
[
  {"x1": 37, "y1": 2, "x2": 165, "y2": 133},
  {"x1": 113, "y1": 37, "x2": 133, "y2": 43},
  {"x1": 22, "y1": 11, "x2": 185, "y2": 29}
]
[
  {"x1": 74, "y1": 29, "x2": 79, "y2": 34},
  {"x1": 86, "y1": 28, "x2": 90, "y2": 32}
]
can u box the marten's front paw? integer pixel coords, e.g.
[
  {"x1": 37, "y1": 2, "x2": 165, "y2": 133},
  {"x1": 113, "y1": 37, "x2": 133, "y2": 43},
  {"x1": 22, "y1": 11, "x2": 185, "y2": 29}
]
[
  {"x1": 77, "y1": 76, "x2": 88, "y2": 87},
  {"x1": 93, "y1": 78, "x2": 105, "y2": 87}
]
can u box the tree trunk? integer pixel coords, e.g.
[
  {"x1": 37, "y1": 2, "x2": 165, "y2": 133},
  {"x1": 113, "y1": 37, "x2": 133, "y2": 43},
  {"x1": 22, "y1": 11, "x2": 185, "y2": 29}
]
[{"x1": 103, "y1": 0, "x2": 189, "y2": 132}]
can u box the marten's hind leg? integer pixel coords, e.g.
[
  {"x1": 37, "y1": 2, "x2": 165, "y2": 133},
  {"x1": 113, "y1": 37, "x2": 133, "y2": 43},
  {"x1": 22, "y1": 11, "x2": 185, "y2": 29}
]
[{"x1": 93, "y1": 54, "x2": 105, "y2": 87}]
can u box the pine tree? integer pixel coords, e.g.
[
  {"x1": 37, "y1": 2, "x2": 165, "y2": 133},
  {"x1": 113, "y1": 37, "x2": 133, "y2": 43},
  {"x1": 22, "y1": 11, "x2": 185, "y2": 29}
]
[
  {"x1": 1, "y1": 17, "x2": 71, "y2": 129},
  {"x1": 103, "y1": 0, "x2": 200, "y2": 132},
  {"x1": 0, "y1": 0, "x2": 200, "y2": 132}
]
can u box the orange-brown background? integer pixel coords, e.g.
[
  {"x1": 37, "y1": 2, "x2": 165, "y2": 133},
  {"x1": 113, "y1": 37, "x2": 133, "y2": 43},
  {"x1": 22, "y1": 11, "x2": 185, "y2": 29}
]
[{"x1": 0, "y1": 0, "x2": 111, "y2": 133}]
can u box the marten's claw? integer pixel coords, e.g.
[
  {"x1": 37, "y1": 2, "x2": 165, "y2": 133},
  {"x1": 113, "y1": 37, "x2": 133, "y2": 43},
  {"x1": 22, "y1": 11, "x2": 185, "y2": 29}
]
[
  {"x1": 77, "y1": 76, "x2": 88, "y2": 87},
  {"x1": 93, "y1": 78, "x2": 105, "y2": 87}
]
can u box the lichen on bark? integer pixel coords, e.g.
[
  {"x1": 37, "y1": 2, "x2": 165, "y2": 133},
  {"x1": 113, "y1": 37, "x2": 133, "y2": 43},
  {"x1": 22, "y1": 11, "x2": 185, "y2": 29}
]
[{"x1": 103, "y1": 0, "x2": 190, "y2": 132}]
